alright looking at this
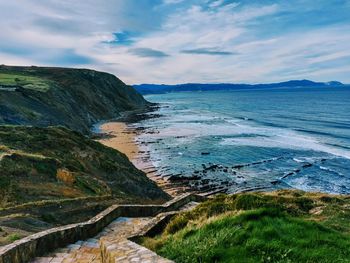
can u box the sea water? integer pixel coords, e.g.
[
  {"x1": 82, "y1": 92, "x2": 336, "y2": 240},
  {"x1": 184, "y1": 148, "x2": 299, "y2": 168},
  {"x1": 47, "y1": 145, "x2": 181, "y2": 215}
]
[{"x1": 132, "y1": 86, "x2": 350, "y2": 194}]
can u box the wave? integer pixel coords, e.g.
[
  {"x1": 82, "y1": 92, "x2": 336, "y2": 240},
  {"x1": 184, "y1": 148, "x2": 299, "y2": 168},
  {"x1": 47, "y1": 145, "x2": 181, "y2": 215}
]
[
  {"x1": 140, "y1": 89, "x2": 350, "y2": 195},
  {"x1": 221, "y1": 129, "x2": 350, "y2": 160},
  {"x1": 319, "y1": 166, "x2": 344, "y2": 176},
  {"x1": 143, "y1": 107, "x2": 350, "y2": 160},
  {"x1": 294, "y1": 128, "x2": 350, "y2": 141},
  {"x1": 293, "y1": 158, "x2": 304, "y2": 163},
  {"x1": 280, "y1": 115, "x2": 350, "y2": 129},
  {"x1": 292, "y1": 156, "x2": 329, "y2": 163}
]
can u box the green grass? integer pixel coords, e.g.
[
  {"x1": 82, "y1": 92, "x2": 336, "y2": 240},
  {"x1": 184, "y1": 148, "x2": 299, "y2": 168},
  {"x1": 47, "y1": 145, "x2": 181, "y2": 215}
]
[
  {"x1": 6, "y1": 233, "x2": 22, "y2": 242},
  {"x1": 141, "y1": 190, "x2": 350, "y2": 263},
  {"x1": 0, "y1": 73, "x2": 51, "y2": 92}
]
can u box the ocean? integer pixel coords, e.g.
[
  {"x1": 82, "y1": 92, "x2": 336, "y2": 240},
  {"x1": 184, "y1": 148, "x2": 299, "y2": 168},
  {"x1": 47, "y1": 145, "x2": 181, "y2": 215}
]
[{"x1": 131, "y1": 86, "x2": 350, "y2": 194}]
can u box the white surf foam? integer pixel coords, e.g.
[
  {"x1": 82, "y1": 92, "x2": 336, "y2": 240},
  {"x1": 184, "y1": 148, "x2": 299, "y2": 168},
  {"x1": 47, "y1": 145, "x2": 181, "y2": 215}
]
[
  {"x1": 221, "y1": 131, "x2": 350, "y2": 160},
  {"x1": 141, "y1": 105, "x2": 350, "y2": 160},
  {"x1": 319, "y1": 166, "x2": 344, "y2": 176}
]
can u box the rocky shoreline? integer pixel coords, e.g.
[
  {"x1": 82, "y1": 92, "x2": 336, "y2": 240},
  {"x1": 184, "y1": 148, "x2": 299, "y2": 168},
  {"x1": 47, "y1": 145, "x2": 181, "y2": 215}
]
[
  {"x1": 94, "y1": 105, "x2": 282, "y2": 197},
  {"x1": 93, "y1": 105, "x2": 187, "y2": 197},
  {"x1": 97, "y1": 103, "x2": 337, "y2": 197}
]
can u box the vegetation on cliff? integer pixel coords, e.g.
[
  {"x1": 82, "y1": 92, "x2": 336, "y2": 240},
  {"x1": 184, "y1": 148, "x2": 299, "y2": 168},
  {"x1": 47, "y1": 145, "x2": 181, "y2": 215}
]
[
  {"x1": 0, "y1": 65, "x2": 148, "y2": 134},
  {"x1": 0, "y1": 125, "x2": 169, "y2": 207},
  {"x1": 142, "y1": 190, "x2": 350, "y2": 263},
  {"x1": 0, "y1": 125, "x2": 169, "y2": 245}
]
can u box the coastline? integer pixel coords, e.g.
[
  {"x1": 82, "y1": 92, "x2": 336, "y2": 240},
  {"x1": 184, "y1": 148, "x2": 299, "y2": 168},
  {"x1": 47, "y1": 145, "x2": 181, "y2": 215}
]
[
  {"x1": 93, "y1": 86, "x2": 350, "y2": 198},
  {"x1": 94, "y1": 105, "x2": 274, "y2": 198},
  {"x1": 96, "y1": 120, "x2": 188, "y2": 197},
  {"x1": 97, "y1": 122, "x2": 138, "y2": 161}
]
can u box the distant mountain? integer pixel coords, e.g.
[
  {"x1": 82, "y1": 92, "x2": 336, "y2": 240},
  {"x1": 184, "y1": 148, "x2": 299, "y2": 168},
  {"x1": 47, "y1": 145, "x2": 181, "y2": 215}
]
[
  {"x1": 134, "y1": 80, "x2": 344, "y2": 95},
  {"x1": 0, "y1": 65, "x2": 148, "y2": 134}
]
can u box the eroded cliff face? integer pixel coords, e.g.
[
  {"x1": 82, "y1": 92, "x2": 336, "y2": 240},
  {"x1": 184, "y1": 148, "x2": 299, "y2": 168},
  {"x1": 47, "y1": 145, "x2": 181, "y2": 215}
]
[{"x1": 0, "y1": 66, "x2": 148, "y2": 134}]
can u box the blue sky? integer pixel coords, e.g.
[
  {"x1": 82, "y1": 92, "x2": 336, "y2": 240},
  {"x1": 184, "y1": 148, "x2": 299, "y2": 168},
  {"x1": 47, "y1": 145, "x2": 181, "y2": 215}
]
[{"x1": 0, "y1": 0, "x2": 350, "y2": 84}]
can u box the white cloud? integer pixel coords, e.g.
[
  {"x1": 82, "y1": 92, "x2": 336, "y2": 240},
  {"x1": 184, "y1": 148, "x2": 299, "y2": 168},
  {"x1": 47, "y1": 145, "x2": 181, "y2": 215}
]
[
  {"x1": 0, "y1": 0, "x2": 349, "y2": 84},
  {"x1": 209, "y1": 0, "x2": 225, "y2": 8},
  {"x1": 163, "y1": 0, "x2": 185, "y2": 4}
]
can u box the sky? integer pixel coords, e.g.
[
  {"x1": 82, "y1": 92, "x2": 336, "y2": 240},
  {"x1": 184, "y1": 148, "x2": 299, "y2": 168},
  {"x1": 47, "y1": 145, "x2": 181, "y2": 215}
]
[{"x1": 0, "y1": 0, "x2": 350, "y2": 84}]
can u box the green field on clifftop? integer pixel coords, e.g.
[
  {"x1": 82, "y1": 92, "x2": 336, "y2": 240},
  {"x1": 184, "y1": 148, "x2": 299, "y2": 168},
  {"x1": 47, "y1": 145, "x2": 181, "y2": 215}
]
[
  {"x1": 0, "y1": 73, "x2": 51, "y2": 92},
  {"x1": 142, "y1": 190, "x2": 350, "y2": 263}
]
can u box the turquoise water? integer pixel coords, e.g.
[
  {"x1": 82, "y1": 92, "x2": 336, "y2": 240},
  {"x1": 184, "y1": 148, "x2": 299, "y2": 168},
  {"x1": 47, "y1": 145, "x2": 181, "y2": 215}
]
[{"x1": 133, "y1": 86, "x2": 350, "y2": 194}]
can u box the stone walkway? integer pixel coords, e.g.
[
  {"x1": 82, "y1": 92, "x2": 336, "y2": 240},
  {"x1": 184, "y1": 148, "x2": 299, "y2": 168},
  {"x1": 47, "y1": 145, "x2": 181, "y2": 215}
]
[
  {"x1": 31, "y1": 217, "x2": 170, "y2": 263},
  {"x1": 31, "y1": 202, "x2": 199, "y2": 263}
]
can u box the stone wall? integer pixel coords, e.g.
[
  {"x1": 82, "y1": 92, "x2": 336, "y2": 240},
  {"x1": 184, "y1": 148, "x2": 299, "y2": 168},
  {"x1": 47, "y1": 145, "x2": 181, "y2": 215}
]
[
  {"x1": 0, "y1": 194, "x2": 206, "y2": 263},
  {"x1": 0, "y1": 195, "x2": 112, "y2": 217}
]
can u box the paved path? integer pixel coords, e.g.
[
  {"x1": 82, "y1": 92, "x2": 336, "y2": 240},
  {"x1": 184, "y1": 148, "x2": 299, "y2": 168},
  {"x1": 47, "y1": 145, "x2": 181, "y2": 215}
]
[{"x1": 31, "y1": 201, "x2": 199, "y2": 263}]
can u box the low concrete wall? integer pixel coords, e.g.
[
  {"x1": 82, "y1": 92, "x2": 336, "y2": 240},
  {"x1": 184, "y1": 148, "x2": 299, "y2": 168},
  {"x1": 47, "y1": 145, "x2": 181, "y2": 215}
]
[{"x1": 0, "y1": 194, "x2": 206, "y2": 263}]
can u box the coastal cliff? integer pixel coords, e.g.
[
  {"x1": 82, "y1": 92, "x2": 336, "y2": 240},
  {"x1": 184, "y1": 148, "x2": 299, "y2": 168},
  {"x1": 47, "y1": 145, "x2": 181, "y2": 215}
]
[
  {"x1": 0, "y1": 65, "x2": 148, "y2": 134},
  {"x1": 0, "y1": 66, "x2": 169, "y2": 246}
]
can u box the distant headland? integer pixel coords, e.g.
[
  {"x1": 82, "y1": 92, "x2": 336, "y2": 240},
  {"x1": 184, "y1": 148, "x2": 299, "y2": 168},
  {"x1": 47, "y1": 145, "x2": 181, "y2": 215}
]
[{"x1": 134, "y1": 80, "x2": 345, "y2": 94}]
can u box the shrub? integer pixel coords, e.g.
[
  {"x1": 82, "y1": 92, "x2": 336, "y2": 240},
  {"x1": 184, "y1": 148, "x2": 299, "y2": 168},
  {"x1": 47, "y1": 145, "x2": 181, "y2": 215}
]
[
  {"x1": 165, "y1": 214, "x2": 190, "y2": 234},
  {"x1": 293, "y1": 197, "x2": 314, "y2": 212},
  {"x1": 41, "y1": 213, "x2": 57, "y2": 223},
  {"x1": 234, "y1": 193, "x2": 267, "y2": 210},
  {"x1": 7, "y1": 233, "x2": 21, "y2": 242}
]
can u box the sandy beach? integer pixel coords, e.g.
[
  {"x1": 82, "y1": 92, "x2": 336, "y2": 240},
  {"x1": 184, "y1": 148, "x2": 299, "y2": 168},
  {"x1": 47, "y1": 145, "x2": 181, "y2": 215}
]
[
  {"x1": 98, "y1": 122, "x2": 139, "y2": 161},
  {"x1": 97, "y1": 121, "x2": 185, "y2": 197}
]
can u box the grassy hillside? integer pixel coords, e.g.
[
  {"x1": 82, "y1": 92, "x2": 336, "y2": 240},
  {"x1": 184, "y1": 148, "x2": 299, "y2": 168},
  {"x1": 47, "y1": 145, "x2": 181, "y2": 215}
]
[
  {"x1": 0, "y1": 65, "x2": 148, "y2": 134},
  {"x1": 141, "y1": 190, "x2": 350, "y2": 263},
  {"x1": 0, "y1": 125, "x2": 169, "y2": 207}
]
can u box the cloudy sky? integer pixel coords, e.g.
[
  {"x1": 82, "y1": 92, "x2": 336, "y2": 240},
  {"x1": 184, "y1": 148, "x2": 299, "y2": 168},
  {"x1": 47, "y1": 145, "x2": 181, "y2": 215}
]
[{"x1": 1, "y1": 0, "x2": 350, "y2": 84}]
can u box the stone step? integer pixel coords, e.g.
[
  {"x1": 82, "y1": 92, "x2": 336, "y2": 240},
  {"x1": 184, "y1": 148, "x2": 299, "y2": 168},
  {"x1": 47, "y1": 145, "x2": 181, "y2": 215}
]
[
  {"x1": 111, "y1": 240, "x2": 172, "y2": 263},
  {"x1": 30, "y1": 198, "x2": 202, "y2": 263}
]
